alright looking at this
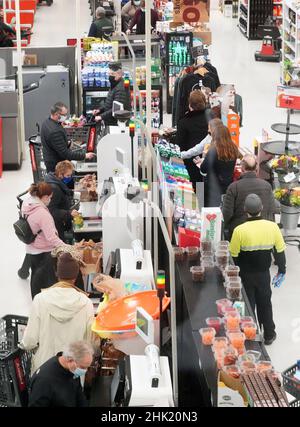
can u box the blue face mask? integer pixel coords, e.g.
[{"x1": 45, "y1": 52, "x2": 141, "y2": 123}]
[
  {"x1": 62, "y1": 176, "x2": 73, "y2": 184},
  {"x1": 73, "y1": 367, "x2": 87, "y2": 378}
]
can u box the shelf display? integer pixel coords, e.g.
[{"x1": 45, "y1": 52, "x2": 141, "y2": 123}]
[
  {"x1": 238, "y1": 0, "x2": 273, "y2": 40},
  {"x1": 282, "y1": 0, "x2": 300, "y2": 84},
  {"x1": 131, "y1": 86, "x2": 163, "y2": 129},
  {"x1": 166, "y1": 32, "x2": 193, "y2": 114}
]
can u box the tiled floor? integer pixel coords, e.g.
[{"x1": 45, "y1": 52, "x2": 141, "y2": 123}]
[{"x1": 0, "y1": 7, "x2": 299, "y2": 376}]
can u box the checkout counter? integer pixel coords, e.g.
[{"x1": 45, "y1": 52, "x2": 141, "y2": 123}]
[{"x1": 175, "y1": 258, "x2": 270, "y2": 407}]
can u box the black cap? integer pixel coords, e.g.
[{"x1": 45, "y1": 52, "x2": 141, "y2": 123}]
[
  {"x1": 109, "y1": 61, "x2": 122, "y2": 72},
  {"x1": 244, "y1": 194, "x2": 263, "y2": 215}
]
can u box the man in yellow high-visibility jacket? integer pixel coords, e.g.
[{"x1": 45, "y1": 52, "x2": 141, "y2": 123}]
[{"x1": 230, "y1": 194, "x2": 286, "y2": 346}]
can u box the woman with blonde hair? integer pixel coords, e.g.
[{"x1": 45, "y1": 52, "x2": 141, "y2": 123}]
[{"x1": 200, "y1": 125, "x2": 239, "y2": 207}]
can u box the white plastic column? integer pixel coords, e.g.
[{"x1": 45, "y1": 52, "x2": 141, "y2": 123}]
[
  {"x1": 145, "y1": 0, "x2": 152, "y2": 134},
  {"x1": 15, "y1": 0, "x2": 26, "y2": 159},
  {"x1": 113, "y1": 0, "x2": 122, "y2": 34},
  {"x1": 76, "y1": 0, "x2": 82, "y2": 114}
]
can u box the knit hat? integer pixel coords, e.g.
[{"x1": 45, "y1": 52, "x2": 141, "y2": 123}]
[
  {"x1": 244, "y1": 194, "x2": 263, "y2": 215},
  {"x1": 57, "y1": 253, "x2": 79, "y2": 280},
  {"x1": 109, "y1": 61, "x2": 122, "y2": 72}
]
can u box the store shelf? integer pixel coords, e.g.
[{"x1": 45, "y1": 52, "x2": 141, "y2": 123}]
[
  {"x1": 285, "y1": 40, "x2": 296, "y2": 52},
  {"x1": 285, "y1": 17, "x2": 296, "y2": 29},
  {"x1": 284, "y1": 52, "x2": 295, "y2": 61},
  {"x1": 240, "y1": 9, "x2": 248, "y2": 18},
  {"x1": 238, "y1": 24, "x2": 248, "y2": 36}
]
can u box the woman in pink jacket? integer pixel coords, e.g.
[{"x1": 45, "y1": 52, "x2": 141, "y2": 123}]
[{"x1": 22, "y1": 182, "x2": 65, "y2": 299}]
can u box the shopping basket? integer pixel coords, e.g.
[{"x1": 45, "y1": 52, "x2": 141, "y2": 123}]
[
  {"x1": 282, "y1": 364, "x2": 300, "y2": 400},
  {"x1": 0, "y1": 315, "x2": 31, "y2": 407},
  {"x1": 64, "y1": 126, "x2": 91, "y2": 145}
]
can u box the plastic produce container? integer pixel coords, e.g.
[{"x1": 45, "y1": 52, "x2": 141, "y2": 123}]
[
  {"x1": 228, "y1": 332, "x2": 245, "y2": 353},
  {"x1": 222, "y1": 346, "x2": 238, "y2": 366},
  {"x1": 216, "y1": 299, "x2": 232, "y2": 316},
  {"x1": 226, "y1": 281, "x2": 242, "y2": 301},
  {"x1": 186, "y1": 246, "x2": 200, "y2": 261},
  {"x1": 243, "y1": 322, "x2": 257, "y2": 340},
  {"x1": 212, "y1": 337, "x2": 229, "y2": 353},
  {"x1": 216, "y1": 240, "x2": 230, "y2": 250},
  {"x1": 200, "y1": 239, "x2": 213, "y2": 252},
  {"x1": 222, "y1": 365, "x2": 241, "y2": 379},
  {"x1": 190, "y1": 266, "x2": 205, "y2": 283},
  {"x1": 257, "y1": 361, "x2": 273, "y2": 373},
  {"x1": 215, "y1": 250, "x2": 230, "y2": 268},
  {"x1": 199, "y1": 327, "x2": 216, "y2": 345},
  {"x1": 206, "y1": 317, "x2": 222, "y2": 334},
  {"x1": 173, "y1": 246, "x2": 185, "y2": 261},
  {"x1": 240, "y1": 361, "x2": 257, "y2": 374},
  {"x1": 240, "y1": 316, "x2": 254, "y2": 328},
  {"x1": 225, "y1": 265, "x2": 240, "y2": 278},
  {"x1": 224, "y1": 311, "x2": 240, "y2": 332}
]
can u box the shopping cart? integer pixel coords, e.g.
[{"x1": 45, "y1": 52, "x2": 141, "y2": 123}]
[
  {"x1": 0, "y1": 315, "x2": 31, "y2": 407},
  {"x1": 28, "y1": 125, "x2": 46, "y2": 183}
]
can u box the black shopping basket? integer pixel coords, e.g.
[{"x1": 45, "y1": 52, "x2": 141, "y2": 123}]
[
  {"x1": 282, "y1": 364, "x2": 300, "y2": 400},
  {"x1": 0, "y1": 315, "x2": 31, "y2": 407}
]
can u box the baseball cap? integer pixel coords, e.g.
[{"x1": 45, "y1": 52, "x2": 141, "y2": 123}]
[
  {"x1": 109, "y1": 61, "x2": 122, "y2": 72},
  {"x1": 244, "y1": 194, "x2": 263, "y2": 215}
]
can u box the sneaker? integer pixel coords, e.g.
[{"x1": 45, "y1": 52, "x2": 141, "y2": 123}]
[
  {"x1": 18, "y1": 269, "x2": 30, "y2": 280},
  {"x1": 264, "y1": 332, "x2": 277, "y2": 346}
]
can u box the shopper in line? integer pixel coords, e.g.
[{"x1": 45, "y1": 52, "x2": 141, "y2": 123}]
[
  {"x1": 41, "y1": 102, "x2": 95, "y2": 173},
  {"x1": 121, "y1": 0, "x2": 140, "y2": 31},
  {"x1": 230, "y1": 194, "x2": 286, "y2": 345},
  {"x1": 176, "y1": 90, "x2": 209, "y2": 192},
  {"x1": 126, "y1": 0, "x2": 159, "y2": 34},
  {"x1": 45, "y1": 160, "x2": 79, "y2": 241},
  {"x1": 21, "y1": 253, "x2": 95, "y2": 374},
  {"x1": 222, "y1": 154, "x2": 277, "y2": 239},
  {"x1": 180, "y1": 118, "x2": 224, "y2": 160},
  {"x1": 21, "y1": 182, "x2": 66, "y2": 299},
  {"x1": 200, "y1": 125, "x2": 239, "y2": 207},
  {"x1": 93, "y1": 62, "x2": 131, "y2": 126},
  {"x1": 88, "y1": 6, "x2": 114, "y2": 38},
  {"x1": 28, "y1": 341, "x2": 94, "y2": 407}
]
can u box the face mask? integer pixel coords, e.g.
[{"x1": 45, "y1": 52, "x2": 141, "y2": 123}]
[
  {"x1": 133, "y1": 1, "x2": 140, "y2": 5},
  {"x1": 62, "y1": 176, "x2": 73, "y2": 184},
  {"x1": 72, "y1": 367, "x2": 87, "y2": 378},
  {"x1": 59, "y1": 115, "x2": 67, "y2": 123},
  {"x1": 141, "y1": 8, "x2": 145, "y2": 12}
]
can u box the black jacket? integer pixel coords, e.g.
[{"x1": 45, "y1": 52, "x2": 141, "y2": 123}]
[
  {"x1": 101, "y1": 79, "x2": 131, "y2": 125},
  {"x1": 176, "y1": 110, "x2": 208, "y2": 152},
  {"x1": 41, "y1": 118, "x2": 85, "y2": 172},
  {"x1": 44, "y1": 172, "x2": 73, "y2": 240},
  {"x1": 28, "y1": 353, "x2": 87, "y2": 407},
  {"x1": 222, "y1": 171, "x2": 277, "y2": 238},
  {"x1": 200, "y1": 147, "x2": 236, "y2": 207},
  {"x1": 178, "y1": 73, "x2": 217, "y2": 121}
]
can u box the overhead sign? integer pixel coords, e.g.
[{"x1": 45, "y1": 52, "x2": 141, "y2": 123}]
[
  {"x1": 276, "y1": 85, "x2": 300, "y2": 110},
  {"x1": 173, "y1": 0, "x2": 209, "y2": 23}
]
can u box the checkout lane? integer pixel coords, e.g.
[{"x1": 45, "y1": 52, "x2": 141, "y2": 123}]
[{"x1": 175, "y1": 258, "x2": 270, "y2": 407}]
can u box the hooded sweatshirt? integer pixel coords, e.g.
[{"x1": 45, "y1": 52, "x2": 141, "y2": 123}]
[
  {"x1": 21, "y1": 195, "x2": 64, "y2": 254},
  {"x1": 21, "y1": 285, "x2": 95, "y2": 374}
]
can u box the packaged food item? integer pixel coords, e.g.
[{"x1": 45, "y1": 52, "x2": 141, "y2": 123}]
[
  {"x1": 215, "y1": 250, "x2": 230, "y2": 268},
  {"x1": 216, "y1": 240, "x2": 230, "y2": 250},
  {"x1": 206, "y1": 317, "x2": 222, "y2": 334},
  {"x1": 199, "y1": 327, "x2": 216, "y2": 345},
  {"x1": 200, "y1": 250, "x2": 214, "y2": 258},
  {"x1": 200, "y1": 239, "x2": 213, "y2": 252},
  {"x1": 240, "y1": 361, "x2": 257, "y2": 374},
  {"x1": 186, "y1": 246, "x2": 200, "y2": 261},
  {"x1": 216, "y1": 298, "x2": 232, "y2": 316},
  {"x1": 228, "y1": 332, "x2": 245, "y2": 353},
  {"x1": 238, "y1": 353, "x2": 256, "y2": 364},
  {"x1": 190, "y1": 266, "x2": 205, "y2": 282},
  {"x1": 243, "y1": 322, "x2": 257, "y2": 340},
  {"x1": 225, "y1": 265, "x2": 240, "y2": 278},
  {"x1": 173, "y1": 246, "x2": 185, "y2": 261},
  {"x1": 245, "y1": 350, "x2": 261, "y2": 362},
  {"x1": 222, "y1": 346, "x2": 238, "y2": 366},
  {"x1": 222, "y1": 365, "x2": 240, "y2": 379},
  {"x1": 202, "y1": 259, "x2": 215, "y2": 272},
  {"x1": 212, "y1": 337, "x2": 229, "y2": 353},
  {"x1": 224, "y1": 312, "x2": 240, "y2": 332},
  {"x1": 221, "y1": 305, "x2": 238, "y2": 317},
  {"x1": 256, "y1": 361, "x2": 273, "y2": 374},
  {"x1": 226, "y1": 281, "x2": 242, "y2": 301},
  {"x1": 240, "y1": 316, "x2": 254, "y2": 328}
]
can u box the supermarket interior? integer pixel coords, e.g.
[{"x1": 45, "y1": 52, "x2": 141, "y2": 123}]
[{"x1": 0, "y1": 0, "x2": 300, "y2": 409}]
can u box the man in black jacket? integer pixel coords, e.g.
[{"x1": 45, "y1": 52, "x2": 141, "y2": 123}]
[
  {"x1": 45, "y1": 160, "x2": 78, "y2": 240},
  {"x1": 222, "y1": 154, "x2": 277, "y2": 239},
  {"x1": 94, "y1": 62, "x2": 131, "y2": 126},
  {"x1": 41, "y1": 102, "x2": 95, "y2": 173},
  {"x1": 29, "y1": 341, "x2": 94, "y2": 407}
]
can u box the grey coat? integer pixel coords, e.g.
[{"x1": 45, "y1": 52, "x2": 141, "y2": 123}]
[{"x1": 222, "y1": 172, "x2": 277, "y2": 238}]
